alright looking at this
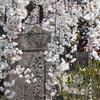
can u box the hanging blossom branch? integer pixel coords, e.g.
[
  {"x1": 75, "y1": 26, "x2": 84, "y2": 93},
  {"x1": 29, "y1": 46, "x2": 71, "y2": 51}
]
[
  {"x1": 39, "y1": 0, "x2": 84, "y2": 99},
  {"x1": 40, "y1": 0, "x2": 100, "y2": 99},
  {"x1": 22, "y1": 6, "x2": 39, "y2": 34},
  {"x1": 80, "y1": 0, "x2": 100, "y2": 99},
  {"x1": 0, "y1": 0, "x2": 37, "y2": 99},
  {"x1": 0, "y1": 0, "x2": 99, "y2": 99},
  {"x1": 82, "y1": 0, "x2": 100, "y2": 61}
]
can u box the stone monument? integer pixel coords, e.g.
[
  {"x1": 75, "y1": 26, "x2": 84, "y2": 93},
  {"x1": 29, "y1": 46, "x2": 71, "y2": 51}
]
[{"x1": 9, "y1": 25, "x2": 51, "y2": 100}]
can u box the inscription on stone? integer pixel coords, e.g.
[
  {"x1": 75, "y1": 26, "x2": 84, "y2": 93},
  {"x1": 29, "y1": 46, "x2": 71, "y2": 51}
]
[{"x1": 10, "y1": 26, "x2": 51, "y2": 100}]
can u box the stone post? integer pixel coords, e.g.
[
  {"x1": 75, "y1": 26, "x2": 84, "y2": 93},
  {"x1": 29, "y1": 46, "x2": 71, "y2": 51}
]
[{"x1": 10, "y1": 25, "x2": 51, "y2": 100}]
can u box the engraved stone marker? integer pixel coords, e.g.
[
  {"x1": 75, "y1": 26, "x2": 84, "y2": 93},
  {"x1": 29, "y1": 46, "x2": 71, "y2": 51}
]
[
  {"x1": 10, "y1": 26, "x2": 51, "y2": 100},
  {"x1": 76, "y1": 52, "x2": 88, "y2": 66}
]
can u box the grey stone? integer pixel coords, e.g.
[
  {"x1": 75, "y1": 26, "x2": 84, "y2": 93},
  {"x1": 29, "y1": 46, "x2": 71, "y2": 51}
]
[
  {"x1": 9, "y1": 26, "x2": 51, "y2": 100},
  {"x1": 10, "y1": 52, "x2": 45, "y2": 100},
  {"x1": 76, "y1": 52, "x2": 88, "y2": 66},
  {"x1": 16, "y1": 26, "x2": 51, "y2": 50}
]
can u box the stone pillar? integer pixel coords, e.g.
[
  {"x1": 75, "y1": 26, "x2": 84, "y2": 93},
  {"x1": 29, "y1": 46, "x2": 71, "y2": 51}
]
[
  {"x1": 76, "y1": 52, "x2": 88, "y2": 66},
  {"x1": 10, "y1": 25, "x2": 51, "y2": 100}
]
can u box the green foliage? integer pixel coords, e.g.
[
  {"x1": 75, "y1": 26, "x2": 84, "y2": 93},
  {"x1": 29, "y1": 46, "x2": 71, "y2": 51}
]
[
  {"x1": 0, "y1": 96, "x2": 4, "y2": 100},
  {"x1": 56, "y1": 60, "x2": 100, "y2": 100}
]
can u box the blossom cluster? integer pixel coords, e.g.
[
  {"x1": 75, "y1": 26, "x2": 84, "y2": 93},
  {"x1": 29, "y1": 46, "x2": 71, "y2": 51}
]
[
  {"x1": 0, "y1": 0, "x2": 37, "y2": 99},
  {"x1": 42, "y1": 0, "x2": 100, "y2": 99},
  {"x1": 42, "y1": 0, "x2": 82, "y2": 98},
  {"x1": 80, "y1": 0, "x2": 100, "y2": 60},
  {"x1": 0, "y1": 0, "x2": 100, "y2": 99}
]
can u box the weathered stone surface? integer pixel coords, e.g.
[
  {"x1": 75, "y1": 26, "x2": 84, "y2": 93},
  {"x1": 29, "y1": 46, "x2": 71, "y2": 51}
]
[
  {"x1": 76, "y1": 52, "x2": 88, "y2": 66},
  {"x1": 9, "y1": 26, "x2": 51, "y2": 100},
  {"x1": 11, "y1": 52, "x2": 45, "y2": 100},
  {"x1": 16, "y1": 26, "x2": 51, "y2": 50}
]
